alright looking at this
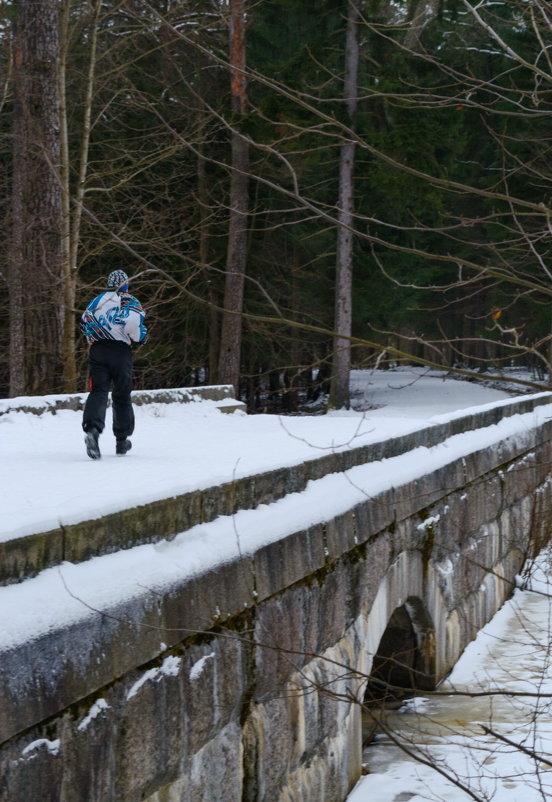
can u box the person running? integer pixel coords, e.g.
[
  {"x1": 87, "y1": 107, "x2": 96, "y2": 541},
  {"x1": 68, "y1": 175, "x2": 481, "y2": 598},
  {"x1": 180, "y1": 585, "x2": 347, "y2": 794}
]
[{"x1": 80, "y1": 270, "x2": 147, "y2": 460}]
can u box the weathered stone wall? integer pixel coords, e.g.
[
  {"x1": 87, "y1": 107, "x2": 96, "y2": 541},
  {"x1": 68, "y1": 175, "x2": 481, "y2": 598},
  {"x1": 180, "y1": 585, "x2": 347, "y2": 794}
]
[
  {"x1": 1, "y1": 396, "x2": 551, "y2": 802},
  {"x1": 0, "y1": 385, "x2": 246, "y2": 418}
]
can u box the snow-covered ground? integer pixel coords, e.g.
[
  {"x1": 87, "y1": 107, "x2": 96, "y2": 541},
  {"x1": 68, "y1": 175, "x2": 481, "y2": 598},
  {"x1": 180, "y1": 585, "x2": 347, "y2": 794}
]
[
  {"x1": 0, "y1": 369, "x2": 519, "y2": 543},
  {"x1": 2, "y1": 368, "x2": 551, "y2": 801}
]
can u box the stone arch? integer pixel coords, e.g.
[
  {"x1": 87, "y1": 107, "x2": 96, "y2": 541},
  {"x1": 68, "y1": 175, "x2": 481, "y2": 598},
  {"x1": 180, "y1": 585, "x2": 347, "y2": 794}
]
[
  {"x1": 363, "y1": 597, "x2": 437, "y2": 707},
  {"x1": 355, "y1": 551, "x2": 438, "y2": 702}
]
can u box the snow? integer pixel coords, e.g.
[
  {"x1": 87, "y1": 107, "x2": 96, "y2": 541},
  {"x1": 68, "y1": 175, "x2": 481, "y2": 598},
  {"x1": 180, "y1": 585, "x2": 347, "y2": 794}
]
[
  {"x1": 2, "y1": 370, "x2": 548, "y2": 654},
  {"x1": 0, "y1": 369, "x2": 529, "y2": 544},
  {"x1": 349, "y1": 369, "x2": 511, "y2": 417},
  {"x1": 20, "y1": 738, "x2": 61, "y2": 758},
  {"x1": 189, "y1": 653, "x2": 215, "y2": 682},
  {"x1": 2, "y1": 367, "x2": 551, "y2": 797},
  {"x1": 77, "y1": 698, "x2": 109, "y2": 731},
  {"x1": 348, "y1": 552, "x2": 552, "y2": 802},
  {"x1": 126, "y1": 655, "x2": 182, "y2": 700}
]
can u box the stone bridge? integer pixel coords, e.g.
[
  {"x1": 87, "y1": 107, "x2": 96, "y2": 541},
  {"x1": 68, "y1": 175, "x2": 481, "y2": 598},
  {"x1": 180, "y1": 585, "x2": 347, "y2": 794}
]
[{"x1": 1, "y1": 392, "x2": 552, "y2": 802}]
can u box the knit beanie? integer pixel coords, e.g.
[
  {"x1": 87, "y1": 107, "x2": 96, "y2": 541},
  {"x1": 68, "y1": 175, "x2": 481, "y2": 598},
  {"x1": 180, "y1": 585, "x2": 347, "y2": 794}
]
[{"x1": 106, "y1": 270, "x2": 129, "y2": 292}]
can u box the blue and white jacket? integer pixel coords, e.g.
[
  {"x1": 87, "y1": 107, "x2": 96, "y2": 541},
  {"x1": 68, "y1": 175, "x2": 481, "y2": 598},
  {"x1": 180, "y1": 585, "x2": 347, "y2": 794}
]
[{"x1": 81, "y1": 290, "x2": 147, "y2": 346}]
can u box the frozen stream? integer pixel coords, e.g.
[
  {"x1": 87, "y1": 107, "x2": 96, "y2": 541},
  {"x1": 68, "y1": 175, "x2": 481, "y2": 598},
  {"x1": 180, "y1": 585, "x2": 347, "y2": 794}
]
[{"x1": 348, "y1": 551, "x2": 552, "y2": 802}]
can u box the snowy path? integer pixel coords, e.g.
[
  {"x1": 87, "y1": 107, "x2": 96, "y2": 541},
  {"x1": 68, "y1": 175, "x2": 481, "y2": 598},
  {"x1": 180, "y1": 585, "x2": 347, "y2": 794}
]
[{"x1": 0, "y1": 370, "x2": 522, "y2": 544}]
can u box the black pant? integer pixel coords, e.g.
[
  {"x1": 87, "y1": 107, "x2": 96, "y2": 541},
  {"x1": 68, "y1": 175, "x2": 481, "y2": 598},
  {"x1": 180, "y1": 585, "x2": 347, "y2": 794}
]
[{"x1": 82, "y1": 341, "x2": 135, "y2": 439}]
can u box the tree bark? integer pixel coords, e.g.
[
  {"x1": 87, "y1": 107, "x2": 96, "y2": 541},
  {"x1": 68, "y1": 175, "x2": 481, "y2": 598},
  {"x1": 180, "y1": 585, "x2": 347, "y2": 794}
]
[
  {"x1": 9, "y1": 127, "x2": 25, "y2": 397},
  {"x1": 197, "y1": 124, "x2": 219, "y2": 384},
  {"x1": 330, "y1": 0, "x2": 360, "y2": 409},
  {"x1": 217, "y1": 0, "x2": 249, "y2": 394},
  {"x1": 59, "y1": 0, "x2": 73, "y2": 392},
  {"x1": 11, "y1": 0, "x2": 63, "y2": 395}
]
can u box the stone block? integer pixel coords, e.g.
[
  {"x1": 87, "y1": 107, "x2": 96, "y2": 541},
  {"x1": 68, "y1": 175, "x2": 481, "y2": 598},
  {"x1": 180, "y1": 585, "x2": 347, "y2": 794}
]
[
  {"x1": 461, "y1": 473, "x2": 503, "y2": 536},
  {"x1": 503, "y1": 453, "x2": 539, "y2": 509},
  {"x1": 242, "y1": 698, "x2": 293, "y2": 800},
  {"x1": 253, "y1": 585, "x2": 321, "y2": 697},
  {"x1": 0, "y1": 530, "x2": 64, "y2": 586},
  {"x1": 499, "y1": 428, "x2": 538, "y2": 462},
  {"x1": 252, "y1": 524, "x2": 326, "y2": 603},
  {"x1": 385, "y1": 429, "x2": 434, "y2": 458},
  {"x1": 533, "y1": 436, "x2": 552, "y2": 485},
  {"x1": 352, "y1": 487, "x2": 394, "y2": 544},
  {"x1": 200, "y1": 485, "x2": 232, "y2": 523},
  {"x1": 462, "y1": 520, "x2": 501, "y2": 595},
  {"x1": 499, "y1": 497, "x2": 533, "y2": 555},
  {"x1": 0, "y1": 555, "x2": 253, "y2": 746},
  {"x1": 183, "y1": 637, "x2": 248, "y2": 755},
  {"x1": 312, "y1": 560, "x2": 356, "y2": 654},
  {"x1": 352, "y1": 534, "x2": 392, "y2": 616},
  {"x1": 459, "y1": 447, "x2": 498, "y2": 485},
  {"x1": 114, "y1": 659, "x2": 184, "y2": 801},
  {"x1": 65, "y1": 491, "x2": 203, "y2": 565},
  {"x1": 325, "y1": 510, "x2": 357, "y2": 557},
  {"x1": 340, "y1": 446, "x2": 371, "y2": 471},
  {"x1": 435, "y1": 459, "x2": 467, "y2": 499},
  {"x1": 64, "y1": 693, "x2": 121, "y2": 802},
  {"x1": 0, "y1": 728, "x2": 65, "y2": 802},
  {"x1": 187, "y1": 721, "x2": 244, "y2": 802},
  {"x1": 308, "y1": 451, "x2": 342, "y2": 480},
  {"x1": 530, "y1": 479, "x2": 552, "y2": 552},
  {"x1": 393, "y1": 463, "x2": 457, "y2": 523},
  {"x1": 285, "y1": 462, "x2": 309, "y2": 495},
  {"x1": 253, "y1": 467, "x2": 292, "y2": 508},
  {"x1": 161, "y1": 557, "x2": 254, "y2": 633},
  {"x1": 229, "y1": 475, "x2": 257, "y2": 514},
  {"x1": 435, "y1": 491, "x2": 466, "y2": 544}
]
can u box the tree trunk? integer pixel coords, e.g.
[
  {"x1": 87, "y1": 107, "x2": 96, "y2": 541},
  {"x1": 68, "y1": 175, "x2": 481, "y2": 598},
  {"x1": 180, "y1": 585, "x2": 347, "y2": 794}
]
[
  {"x1": 11, "y1": 0, "x2": 63, "y2": 395},
  {"x1": 330, "y1": 0, "x2": 360, "y2": 409},
  {"x1": 59, "y1": 0, "x2": 73, "y2": 393},
  {"x1": 59, "y1": 0, "x2": 101, "y2": 393},
  {"x1": 8, "y1": 135, "x2": 25, "y2": 397},
  {"x1": 197, "y1": 133, "x2": 219, "y2": 384},
  {"x1": 217, "y1": 0, "x2": 249, "y2": 394}
]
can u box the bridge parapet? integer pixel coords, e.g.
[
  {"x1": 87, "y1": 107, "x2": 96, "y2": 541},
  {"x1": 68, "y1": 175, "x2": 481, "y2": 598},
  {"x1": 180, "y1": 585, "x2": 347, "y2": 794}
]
[
  {"x1": 1, "y1": 392, "x2": 551, "y2": 802},
  {"x1": 2, "y1": 392, "x2": 550, "y2": 589},
  {"x1": 0, "y1": 384, "x2": 247, "y2": 418}
]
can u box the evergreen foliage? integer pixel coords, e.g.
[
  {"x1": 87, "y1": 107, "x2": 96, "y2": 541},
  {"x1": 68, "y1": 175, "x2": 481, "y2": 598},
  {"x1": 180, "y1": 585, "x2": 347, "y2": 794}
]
[{"x1": 0, "y1": 0, "x2": 550, "y2": 402}]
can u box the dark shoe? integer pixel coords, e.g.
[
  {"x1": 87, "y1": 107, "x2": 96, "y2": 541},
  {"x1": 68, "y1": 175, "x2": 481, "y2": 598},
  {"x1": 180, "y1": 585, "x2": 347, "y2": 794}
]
[
  {"x1": 85, "y1": 428, "x2": 101, "y2": 460},
  {"x1": 116, "y1": 438, "x2": 132, "y2": 455}
]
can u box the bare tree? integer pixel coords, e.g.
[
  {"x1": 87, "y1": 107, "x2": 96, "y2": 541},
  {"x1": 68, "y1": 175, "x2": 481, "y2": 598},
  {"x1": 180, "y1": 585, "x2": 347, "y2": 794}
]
[
  {"x1": 330, "y1": 0, "x2": 361, "y2": 409},
  {"x1": 217, "y1": 0, "x2": 250, "y2": 393},
  {"x1": 58, "y1": 0, "x2": 102, "y2": 393},
  {"x1": 5, "y1": 0, "x2": 551, "y2": 399}
]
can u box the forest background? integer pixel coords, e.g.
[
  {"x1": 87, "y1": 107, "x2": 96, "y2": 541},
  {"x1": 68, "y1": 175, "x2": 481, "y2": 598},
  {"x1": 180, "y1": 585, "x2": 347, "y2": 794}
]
[{"x1": 0, "y1": 0, "x2": 550, "y2": 411}]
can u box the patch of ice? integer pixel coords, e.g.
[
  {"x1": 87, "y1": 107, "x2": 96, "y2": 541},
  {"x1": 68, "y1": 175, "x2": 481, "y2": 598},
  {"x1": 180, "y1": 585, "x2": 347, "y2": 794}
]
[
  {"x1": 21, "y1": 738, "x2": 61, "y2": 758},
  {"x1": 126, "y1": 655, "x2": 181, "y2": 700},
  {"x1": 190, "y1": 652, "x2": 215, "y2": 681},
  {"x1": 77, "y1": 698, "x2": 109, "y2": 731}
]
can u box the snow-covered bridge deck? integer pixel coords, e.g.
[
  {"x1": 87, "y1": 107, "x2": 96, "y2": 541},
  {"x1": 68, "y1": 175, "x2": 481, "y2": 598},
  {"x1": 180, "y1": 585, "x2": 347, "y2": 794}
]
[
  {"x1": 1, "y1": 373, "x2": 551, "y2": 802},
  {"x1": 1, "y1": 380, "x2": 550, "y2": 586}
]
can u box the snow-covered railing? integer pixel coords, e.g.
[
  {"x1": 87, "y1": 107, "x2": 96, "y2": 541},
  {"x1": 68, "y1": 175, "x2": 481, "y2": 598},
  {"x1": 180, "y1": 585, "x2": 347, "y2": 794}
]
[
  {"x1": 1, "y1": 392, "x2": 550, "y2": 589},
  {"x1": 0, "y1": 384, "x2": 246, "y2": 417}
]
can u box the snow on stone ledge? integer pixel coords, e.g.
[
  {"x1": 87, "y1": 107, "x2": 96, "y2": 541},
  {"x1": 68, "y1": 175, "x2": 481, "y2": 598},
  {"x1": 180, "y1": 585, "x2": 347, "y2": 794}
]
[{"x1": 0, "y1": 385, "x2": 243, "y2": 417}]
